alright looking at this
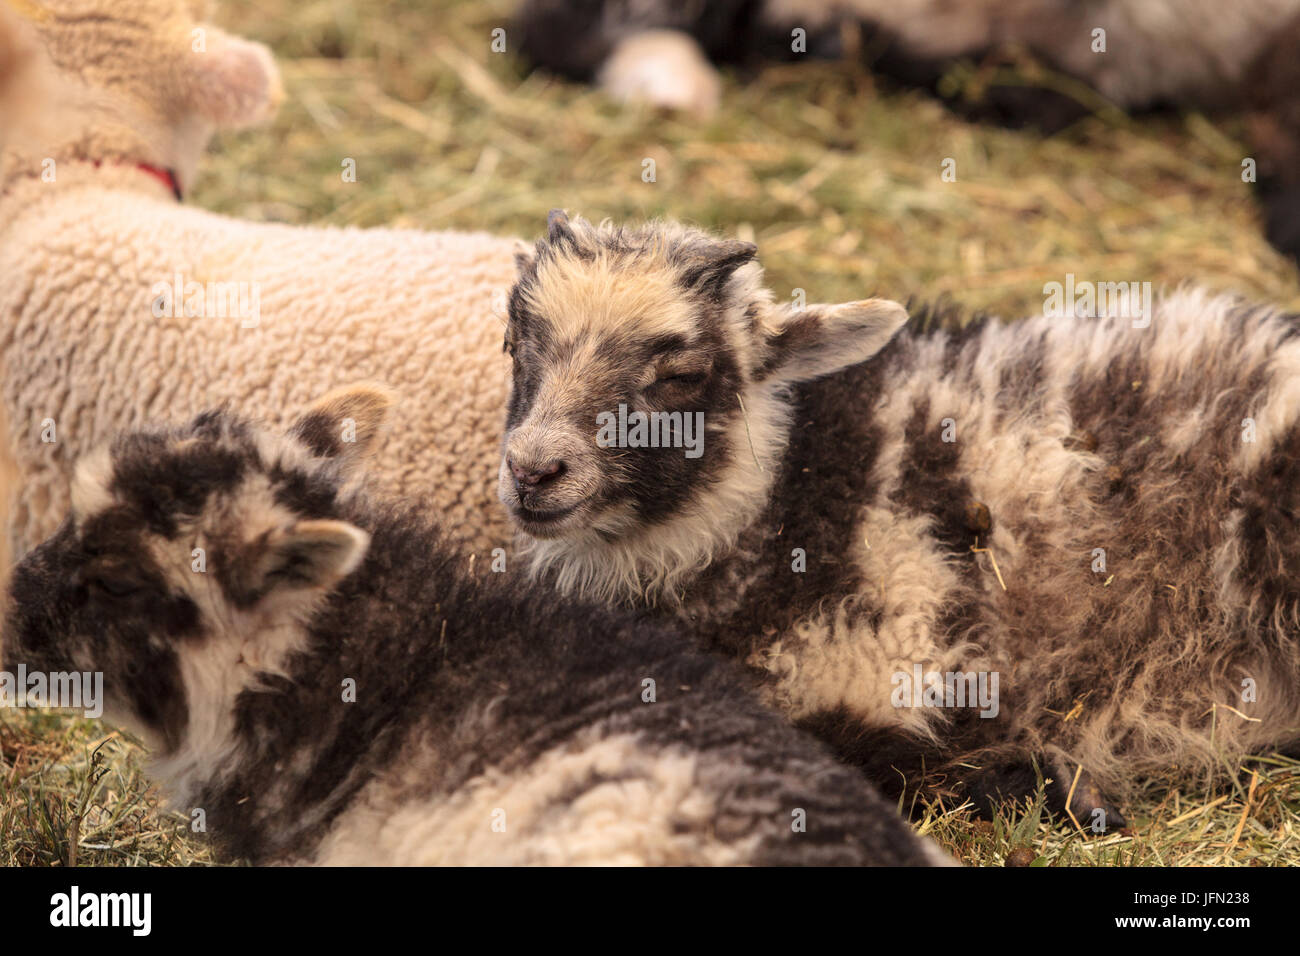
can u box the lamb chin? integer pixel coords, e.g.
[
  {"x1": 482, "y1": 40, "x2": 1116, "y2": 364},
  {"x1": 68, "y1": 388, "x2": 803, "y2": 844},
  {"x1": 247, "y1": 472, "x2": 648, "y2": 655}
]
[{"x1": 514, "y1": 497, "x2": 597, "y2": 538}]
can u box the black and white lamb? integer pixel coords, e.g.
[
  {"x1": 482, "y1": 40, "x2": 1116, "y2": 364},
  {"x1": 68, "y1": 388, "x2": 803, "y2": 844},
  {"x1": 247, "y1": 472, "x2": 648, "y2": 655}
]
[
  {"x1": 0, "y1": 385, "x2": 949, "y2": 866},
  {"x1": 499, "y1": 211, "x2": 1300, "y2": 825}
]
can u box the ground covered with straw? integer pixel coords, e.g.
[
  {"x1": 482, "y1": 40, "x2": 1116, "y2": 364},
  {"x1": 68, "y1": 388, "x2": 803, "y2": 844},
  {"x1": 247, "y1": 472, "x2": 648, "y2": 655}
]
[{"x1": 3, "y1": 0, "x2": 1298, "y2": 867}]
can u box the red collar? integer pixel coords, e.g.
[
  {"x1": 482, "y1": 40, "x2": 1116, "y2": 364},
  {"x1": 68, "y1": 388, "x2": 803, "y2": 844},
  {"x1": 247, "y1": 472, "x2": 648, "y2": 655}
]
[
  {"x1": 88, "y1": 160, "x2": 183, "y2": 201},
  {"x1": 134, "y1": 162, "x2": 183, "y2": 202}
]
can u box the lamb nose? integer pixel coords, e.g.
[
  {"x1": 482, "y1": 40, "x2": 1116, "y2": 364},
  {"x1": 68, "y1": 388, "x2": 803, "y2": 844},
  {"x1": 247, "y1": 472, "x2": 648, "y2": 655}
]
[{"x1": 509, "y1": 458, "x2": 564, "y2": 489}]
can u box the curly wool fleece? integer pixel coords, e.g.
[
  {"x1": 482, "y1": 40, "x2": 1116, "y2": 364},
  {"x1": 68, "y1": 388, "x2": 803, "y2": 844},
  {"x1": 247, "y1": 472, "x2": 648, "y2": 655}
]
[{"x1": 0, "y1": 186, "x2": 519, "y2": 559}]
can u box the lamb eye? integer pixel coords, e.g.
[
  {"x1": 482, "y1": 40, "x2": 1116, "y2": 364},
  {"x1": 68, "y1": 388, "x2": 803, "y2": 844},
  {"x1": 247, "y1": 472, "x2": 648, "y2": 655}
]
[
  {"x1": 652, "y1": 370, "x2": 707, "y2": 388},
  {"x1": 87, "y1": 574, "x2": 141, "y2": 598}
]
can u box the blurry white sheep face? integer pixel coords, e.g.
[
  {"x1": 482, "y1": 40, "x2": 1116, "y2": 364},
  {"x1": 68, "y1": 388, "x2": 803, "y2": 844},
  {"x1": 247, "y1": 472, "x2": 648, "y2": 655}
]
[
  {"x1": 498, "y1": 211, "x2": 908, "y2": 543},
  {"x1": 0, "y1": 387, "x2": 386, "y2": 753},
  {"x1": 5, "y1": 0, "x2": 280, "y2": 155}
]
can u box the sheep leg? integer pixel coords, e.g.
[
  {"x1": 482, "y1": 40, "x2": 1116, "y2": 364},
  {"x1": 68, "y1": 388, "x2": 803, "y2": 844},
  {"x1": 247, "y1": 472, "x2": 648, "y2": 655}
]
[
  {"x1": 794, "y1": 706, "x2": 1127, "y2": 830},
  {"x1": 965, "y1": 750, "x2": 1128, "y2": 833}
]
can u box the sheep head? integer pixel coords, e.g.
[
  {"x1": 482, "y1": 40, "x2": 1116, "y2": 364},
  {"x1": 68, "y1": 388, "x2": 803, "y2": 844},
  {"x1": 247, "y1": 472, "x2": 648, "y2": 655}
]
[
  {"x1": 1, "y1": 0, "x2": 282, "y2": 190},
  {"x1": 0, "y1": 385, "x2": 388, "y2": 756},
  {"x1": 499, "y1": 211, "x2": 906, "y2": 588}
]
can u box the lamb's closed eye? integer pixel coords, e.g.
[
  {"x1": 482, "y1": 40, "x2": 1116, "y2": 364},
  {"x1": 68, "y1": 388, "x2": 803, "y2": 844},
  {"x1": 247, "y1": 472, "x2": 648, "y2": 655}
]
[
  {"x1": 649, "y1": 368, "x2": 708, "y2": 388},
  {"x1": 77, "y1": 560, "x2": 146, "y2": 598},
  {"x1": 86, "y1": 574, "x2": 142, "y2": 598},
  {"x1": 646, "y1": 352, "x2": 714, "y2": 388}
]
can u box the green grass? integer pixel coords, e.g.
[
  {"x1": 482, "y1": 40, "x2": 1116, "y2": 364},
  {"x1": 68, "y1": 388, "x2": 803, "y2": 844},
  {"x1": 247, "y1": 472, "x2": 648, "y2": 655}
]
[{"x1": 4, "y1": 0, "x2": 1300, "y2": 866}]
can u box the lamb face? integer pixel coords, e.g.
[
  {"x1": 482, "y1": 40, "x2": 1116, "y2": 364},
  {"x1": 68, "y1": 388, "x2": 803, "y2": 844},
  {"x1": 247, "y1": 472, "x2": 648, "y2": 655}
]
[
  {"x1": 499, "y1": 211, "x2": 753, "y2": 541},
  {"x1": 499, "y1": 211, "x2": 905, "y2": 591},
  {"x1": 1, "y1": 387, "x2": 383, "y2": 758}
]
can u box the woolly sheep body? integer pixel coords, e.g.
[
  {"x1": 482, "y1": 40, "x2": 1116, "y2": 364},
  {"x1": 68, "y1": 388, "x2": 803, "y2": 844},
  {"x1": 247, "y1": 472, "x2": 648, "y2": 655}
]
[
  {"x1": 0, "y1": 2, "x2": 40, "y2": 585},
  {"x1": 725, "y1": 289, "x2": 1300, "y2": 803},
  {"x1": 0, "y1": 176, "x2": 518, "y2": 558},
  {"x1": 1, "y1": 395, "x2": 951, "y2": 866},
  {"x1": 502, "y1": 214, "x2": 1300, "y2": 819}
]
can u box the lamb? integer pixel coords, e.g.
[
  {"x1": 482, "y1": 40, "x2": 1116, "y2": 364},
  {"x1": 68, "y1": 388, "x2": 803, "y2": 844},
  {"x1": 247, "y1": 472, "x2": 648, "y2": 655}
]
[
  {"x1": 0, "y1": 0, "x2": 520, "y2": 580},
  {"x1": 512, "y1": 0, "x2": 1300, "y2": 261},
  {"x1": 500, "y1": 210, "x2": 1300, "y2": 825},
  {"x1": 0, "y1": 385, "x2": 951, "y2": 866},
  {"x1": 514, "y1": 0, "x2": 1299, "y2": 121}
]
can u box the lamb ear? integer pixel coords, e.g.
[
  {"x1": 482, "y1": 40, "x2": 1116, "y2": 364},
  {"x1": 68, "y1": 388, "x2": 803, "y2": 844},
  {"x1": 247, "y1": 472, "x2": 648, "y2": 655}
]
[
  {"x1": 543, "y1": 208, "x2": 584, "y2": 254},
  {"x1": 546, "y1": 208, "x2": 572, "y2": 241},
  {"x1": 290, "y1": 383, "x2": 395, "y2": 469},
  {"x1": 513, "y1": 239, "x2": 536, "y2": 274},
  {"x1": 0, "y1": 4, "x2": 41, "y2": 118},
  {"x1": 244, "y1": 520, "x2": 370, "y2": 597},
  {"x1": 180, "y1": 26, "x2": 282, "y2": 128},
  {"x1": 758, "y1": 298, "x2": 908, "y2": 384},
  {"x1": 677, "y1": 240, "x2": 757, "y2": 298}
]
